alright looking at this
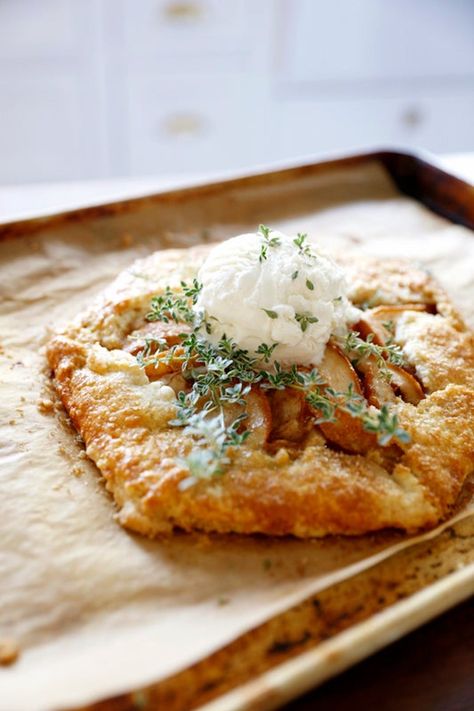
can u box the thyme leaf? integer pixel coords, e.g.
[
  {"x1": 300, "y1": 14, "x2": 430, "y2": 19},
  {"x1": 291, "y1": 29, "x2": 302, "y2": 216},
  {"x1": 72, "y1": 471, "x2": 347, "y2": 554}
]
[
  {"x1": 343, "y1": 331, "x2": 404, "y2": 369},
  {"x1": 147, "y1": 279, "x2": 202, "y2": 325},
  {"x1": 256, "y1": 342, "x2": 278, "y2": 362},
  {"x1": 258, "y1": 224, "x2": 281, "y2": 262},
  {"x1": 382, "y1": 319, "x2": 395, "y2": 336},
  {"x1": 295, "y1": 312, "x2": 319, "y2": 332},
  {"x1": 293, "y1": 232, "x2": 316, "y2": 260},
  {"x1": 138, "y1": 279, "x2": 411, "y2": 484}
]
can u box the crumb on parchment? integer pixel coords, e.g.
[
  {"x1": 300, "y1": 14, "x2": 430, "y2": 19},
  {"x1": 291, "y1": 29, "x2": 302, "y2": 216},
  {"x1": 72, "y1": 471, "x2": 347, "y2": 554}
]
[
  {"x1": 37, "y1": 397, "x2": 55, "y2": 415},
  {"x1": 0, "y1": 638, "x2": 20, "y2": 666}
]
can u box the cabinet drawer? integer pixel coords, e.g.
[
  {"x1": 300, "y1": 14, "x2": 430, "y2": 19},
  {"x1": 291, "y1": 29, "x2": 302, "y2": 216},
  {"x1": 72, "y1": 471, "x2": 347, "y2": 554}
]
[
  {"x1": 0, "y1": 0, "x2": 96, "y2": 60},
  {"x1": 121, "y1": 0, "x2": 252, "y2": 60},
  {"x1": 126, "y1": 75, "x2": 267, "y2": 174},
  {"x1": 278, "y1": 0, "x2": 474, "y2": 84},
  {"x1": 269, "y1": 92, "x2": 474, "y2": 159}
]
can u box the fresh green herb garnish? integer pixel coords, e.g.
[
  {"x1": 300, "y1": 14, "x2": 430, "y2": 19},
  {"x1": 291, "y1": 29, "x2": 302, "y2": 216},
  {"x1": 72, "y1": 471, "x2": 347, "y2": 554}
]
[
  {"x1": 361, "y1": 404, "x2": 411, "y2": 446},
  {"x1": 382, "y1": 320, "x2": 395, "y2": 336},
  {"x1": 134, "y1": 335, "x2": 168, "y2": 363},
  {"x1": 259, "y1": 224, "x2": 281, "y2": 262},
  {"x1": 256, "y1": 342, "x2": 278, "y2": 362},
  {"x1": 147, "y1": 279, "x2": 202, "y2": 325},
  {"x1": 137, "y1": 275, "x2": 410, "y2": 485},
  {"x1": 343, "y1": 331, "x2": 404, "y2": 369},
  {"x1": 259, "y1": 224, "x2": 271, "y2": 239},
  {"x1": 293, "y1": 232, "x2": 316, "y2": 260},
  {"x1": 175, "y1": 411, "x2": 249, "y2": 489},
  {"x1": 306, "y1": 279, "x2": 314, "y2": 291},
  {"x1": 295, "y1": 312, "x2": 319, "y2": 332},
  {"x1": 292, "y1": 270, "x2": 299, "y2": 280},
  {"x1": 307, "y1": 383, "x2": 410, "y2": 446}
]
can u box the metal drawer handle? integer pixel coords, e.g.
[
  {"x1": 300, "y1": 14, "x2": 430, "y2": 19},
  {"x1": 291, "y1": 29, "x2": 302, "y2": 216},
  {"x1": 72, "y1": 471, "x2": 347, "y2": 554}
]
[
  {"x1": 401, "y1": 106, "x2": 424, "y2": 129},
  {"x1": 162, "y1": 2, "x2": 204, "y2": 23},
  {"x1": 161, "y1": 113, "x2": 208, "y2": 137}
]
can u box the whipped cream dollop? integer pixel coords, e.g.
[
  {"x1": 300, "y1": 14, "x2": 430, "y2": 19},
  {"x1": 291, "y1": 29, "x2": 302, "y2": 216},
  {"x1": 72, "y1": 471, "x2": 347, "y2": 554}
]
[{"x1": 194, "y1": 229, "x2": 358, "y2": 366}]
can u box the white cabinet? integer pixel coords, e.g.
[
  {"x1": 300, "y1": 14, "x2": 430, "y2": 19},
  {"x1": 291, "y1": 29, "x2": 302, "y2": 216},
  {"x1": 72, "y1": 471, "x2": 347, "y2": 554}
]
[
  {"x1": 0, "y1": 0, "x2": 473, "y2": 183},
  {"x1": 277, "y1": 0, "x2": 474, "y2": 84},
  {"x1": 126, "y1": 74, "x2": 268, "y2": 173},
  {"x1": 269, "y1": 91, "x2": 474, "y2": 160},
  {"x1": 0, "y1": 76, "x2": 107, "y2": 182},
  {"x1": 0, "y1": 0, "x2": 108, "y2": 181},
  {"x1": 121, "y1": 0, "x2": 253, "y2": 62},
  {"x1": 0, "y1": 0, "x2": 102, "y2": 61}
]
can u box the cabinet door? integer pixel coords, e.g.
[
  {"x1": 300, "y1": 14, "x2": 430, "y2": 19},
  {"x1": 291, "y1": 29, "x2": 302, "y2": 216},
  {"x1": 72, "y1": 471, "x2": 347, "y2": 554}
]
[
  {"x1": 269, "y1": 92, "x2": 474, "y2": 159},
  {"x1": 0, "y1": 0, "x2": 108, "y2": 183},
  {"x1": 278, "y1": 0, "x2": 474, "y2": 83},
  {"x1": 122, "y1": 0, "x2": 252, "y2": 62},
  {"x1": 126, "y1": 74, "x2": 267, "y2": 174},
  {"x1": 0, "y1": 77, "x2": 107, "y2": 183},
  {"x1": 0, "y1": 0, "x2": 98, "y2": 60}
]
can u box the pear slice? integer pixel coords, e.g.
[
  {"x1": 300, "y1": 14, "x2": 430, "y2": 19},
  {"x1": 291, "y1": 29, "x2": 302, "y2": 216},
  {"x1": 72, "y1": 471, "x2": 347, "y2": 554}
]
[
  {"x1": 268, "y1": 388, "x2": 309, "y2": 443},
  {"x1": 359, "y1": 357, "x2": 397, "y2": 408},
  {"x1": 318, "y1": 342, "x2": 364, "y2": 395},
  {"x1": 311, "y1": 343, "x2": 375, "y2": 454},
  {"x1": 352, "y1": 315, "x2": 388, "y2": 346},
  {"x1": 144, "y1": 347, "x2": 188, "y2": 381},
  {"x1": 245, "y1": 388, "x2": 273, "y2": 448},
  {"x1": 362, "y1": 357, "x2": 424, "y2": 408},
  {"x1": 386, "y1": 362, "x2": 424, "y2": 405},
  {"x1": 124, "y1": 321, "x2": 193, "y2": 381},
  {"x1": 125, "y1": 320, "x2": 191, "y2": 356},
  {"x1": 354, "y1": 303, "x2": 429, "y2": 346},
  {"x1": 223, "y1": 386, "x2": 272, "y2": 450}
]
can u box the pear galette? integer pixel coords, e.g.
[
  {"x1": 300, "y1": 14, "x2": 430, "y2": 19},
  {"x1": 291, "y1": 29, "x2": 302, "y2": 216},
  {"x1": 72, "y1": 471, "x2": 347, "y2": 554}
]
[{"x1": 47, "y1": 245, "x2": 474, "y2": 538}]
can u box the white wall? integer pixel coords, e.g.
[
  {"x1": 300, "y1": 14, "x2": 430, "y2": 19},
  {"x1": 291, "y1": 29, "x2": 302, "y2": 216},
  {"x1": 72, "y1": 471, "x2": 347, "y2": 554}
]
[{"x1": 0, "y1": 0, "x2": 473, "y2": 183}]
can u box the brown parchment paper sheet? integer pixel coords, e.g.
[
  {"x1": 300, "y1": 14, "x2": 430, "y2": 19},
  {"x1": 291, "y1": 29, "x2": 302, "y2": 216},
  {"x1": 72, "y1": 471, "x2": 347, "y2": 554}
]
[{"x1": 0, "y1": 162, "x2": 473, "y2": 711}]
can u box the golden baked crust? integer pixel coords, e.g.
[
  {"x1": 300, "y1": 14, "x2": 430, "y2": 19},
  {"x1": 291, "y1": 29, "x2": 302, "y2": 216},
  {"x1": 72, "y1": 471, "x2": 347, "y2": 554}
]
[{"x1": 47, "y1": 245, "x2": 474, "y2": 537}]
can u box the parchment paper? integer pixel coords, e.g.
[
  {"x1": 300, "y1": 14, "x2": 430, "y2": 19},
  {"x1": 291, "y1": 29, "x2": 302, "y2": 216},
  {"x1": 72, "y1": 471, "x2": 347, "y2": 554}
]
[{"x1": 1, "y1": 163, "x2": 473, "y2": 711}]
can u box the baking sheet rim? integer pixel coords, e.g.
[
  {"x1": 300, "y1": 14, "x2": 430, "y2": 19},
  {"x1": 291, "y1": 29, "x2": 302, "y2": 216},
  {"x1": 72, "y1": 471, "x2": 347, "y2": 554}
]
[
  {"x1": 199, "y1": 560, "x2": 474, "y2": 711},
  {"x1": 0, "y1": 145, "x2": 464, "y2": 228}
]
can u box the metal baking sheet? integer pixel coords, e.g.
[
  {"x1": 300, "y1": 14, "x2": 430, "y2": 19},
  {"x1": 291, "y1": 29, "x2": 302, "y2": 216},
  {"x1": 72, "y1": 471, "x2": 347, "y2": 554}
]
[{"x1": 1, "y1": 149, "x2": 473, "y2": 711}]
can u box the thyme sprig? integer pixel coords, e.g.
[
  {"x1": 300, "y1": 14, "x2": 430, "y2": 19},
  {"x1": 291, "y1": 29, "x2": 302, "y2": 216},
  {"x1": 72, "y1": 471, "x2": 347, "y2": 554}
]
[
  {"x1": 176, "y1": 412, "x2": 249, "y2": 490},
  {"x1": 382, "y1": 320, "x2": 395, "y2": 337},
  {"x1": 361, "y1": 405, "x2": 411, "y2": 445},
  {"x1": 147, "y1": 279, "x2": 202, "y2": 325},
  {"x1": 135, "y1": 336, "x2": 169, "y2": 364},
  {"x1": 307, "y1": 384, "x2": 410, "y2": 445},
  {"x1": 343, "y1": 331, "x2": 404, "y2": 369},
  {"x1": 256, "y1": 342, "x2": 278, "y2": 362},
  {"x1": 295, "y1": 312, "x2": 319, "y2": 332},
  {"x1": 259, "y1": 224, "x2": 281, "y2": 262},
  {"x1": 137, "y1": 275, "x2": 410, "y2": 485},
  {"x1": 293, "y1": 232, "x2": 316, "y2": 261}
]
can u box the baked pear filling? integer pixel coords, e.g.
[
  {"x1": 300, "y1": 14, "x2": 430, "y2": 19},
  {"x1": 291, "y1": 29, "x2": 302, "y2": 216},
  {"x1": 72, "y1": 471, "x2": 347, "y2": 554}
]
[
  {"x1": 48, "y1": 222, "x2": 474, "y2": 537},
  {"x1": 129, "y1": 227, "x2": 425, "y2": 488}
]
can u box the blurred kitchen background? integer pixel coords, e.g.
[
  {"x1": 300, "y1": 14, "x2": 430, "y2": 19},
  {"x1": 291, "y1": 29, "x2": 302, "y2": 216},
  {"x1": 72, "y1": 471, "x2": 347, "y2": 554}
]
[{"x1": 0, "y1": 0, "x2": 473, "y2": 185}]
